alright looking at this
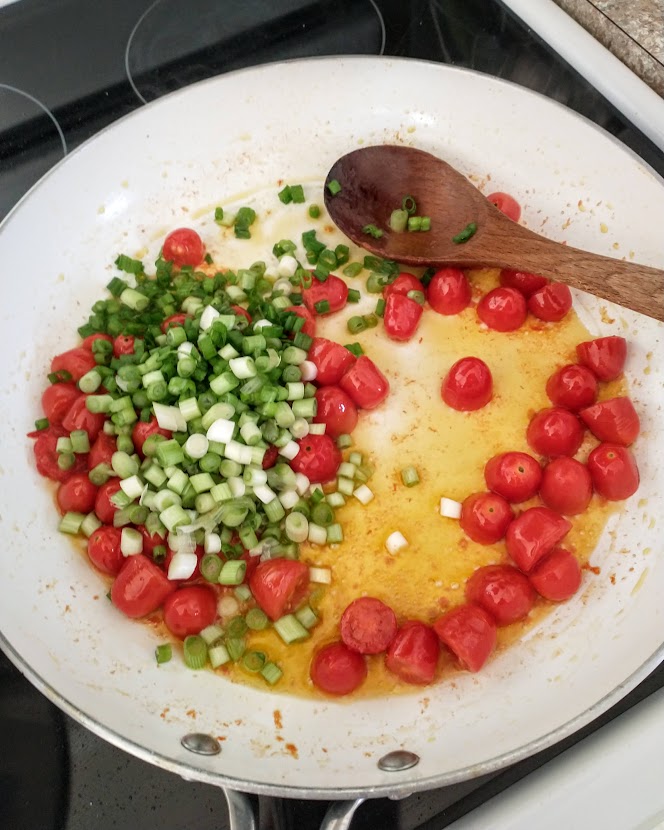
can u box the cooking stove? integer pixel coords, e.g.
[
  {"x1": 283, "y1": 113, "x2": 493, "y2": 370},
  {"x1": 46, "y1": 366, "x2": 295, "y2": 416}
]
[{"x1": 1, "y1": 1, "x2": 662, "y2": 828}]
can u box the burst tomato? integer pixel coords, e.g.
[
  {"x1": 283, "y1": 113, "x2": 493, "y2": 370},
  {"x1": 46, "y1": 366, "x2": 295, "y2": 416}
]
[
  {"x1": 477, "y1": 286, "x2": 527, "y2": 332},
  {"x1": 340, "y1": 597, "x2": 398, "y2": 655},
  {"x1": 499, "y1": 269, "x2": 548, "y2": 297},
  {"x1": 81, "y1": 333, "x2": 112, "y2": 350},
  {"x1": 41, "y1": 382, "x2": 80, "y2": 425},
  {"x1": 285, "y1": 305, "x2": 316, "y2": 338},
  {"x1": 383, "y1": 293, "x2": 423, "y2": 341},
  {"x1": 441, "y1": 357, "x2": 493, "y2": 411},
  {"x1": 56, "y1": 473, "x2": 98, "y2": 514},
  {"x1": 111, "y1": 554, "x2": 175, "y2": 618},
  {"x1": 539, "y1": 457, "x2": 593, "y2": 515},
  {"x1": 338, "y1": 356, "x2": 390, "y2": 410},
  {"x1": 249, "y1": 559, "x2": 309, "y2": 621},
  {"x1": 460, "y1": 492, "x2": 514, "y2": 545},
  {"x1": 427, "y1": 267, "x2": 472, "y2": 315},
  {"x1": 132, "y1": 418, "x2": 172, "y2": 457},
  {"x1": 302, "y1": 274, "x2": 348, "y2": 315},
  {"x1": 61, "y1": 395, "x2": 106, "y2": 442},
  {"x1": 385, "y1": 621, "x2": 440, "y2": 685},
  {"x1": 576, "y1": 336, "x2": 627, "y2": 381},
  {"x1": 434, "y1": 604, "x2": 497, "y2": 672},
  {"x1": 528, "y1": 283, "x2": 572, "y2": 322},
  {"x1": 32, "y1": 426, "x2": 87, "y2": 482},
  {"x1": 579, "y1": 397, "x2": 640, "y2": 446},
  {"x1": 546, "y1": 364, "x2": 598, "y2": 411},
  {"x1": 310, "y1": 642, "x2": 367, "y2": 696},
  {"x1": 313, "y1": 386, "x2": 358, "y2": 438},
  {"x1": 94, "y1": 478, "x2": 123, "y2": 524},
  {"x1": 160, "y1": 313, "x2": 190, "y2": 333},
  {"x1": 88, "y1": 431, "x2": 117, "y2": 470},
  {"x1": 383, "y1": 272, "x2": 424, "y2": 298},
  {"x1": 484, "y1": 451, "x2": 542, "y2": 503},
  {"x1": 290, "y1": 433, "x2": 342, "y2": 483},
  {"x1": 526, "y1": 407, "x2": 584, "y2": 457},
  {"x1": 505, "y1": 506, "x2": 572, "y2": 572},
  {"x1": 308, "y1": 337, "x2": 356, "y2": 386},
  {"x1": 487, "y1": 191, "x2": 521, "y2": 222},
  {"x1": 529, "y1": 548, "x2": 582, "y2": 601},
  {"x1": 112, "y1": 335, "x2": 136, "y2": 357},
  {"x1": 162, "y1": 228, "x2": 205, "y2": 268},
  {"x1": 163, "y1": 586, "x2": 217, "y2": 638},
  {"x1": 465, "y1": 565, "x2": 535, "y2": 625},
  {"x1": 587, "y1": 443, "x2": 639, "y2": 500},
  {"x1": 87, "y1": 526, "x2": 124, "y2": 576},
  {"x1": 50, "y1": 347, "x2": 97, "y2": 382}
]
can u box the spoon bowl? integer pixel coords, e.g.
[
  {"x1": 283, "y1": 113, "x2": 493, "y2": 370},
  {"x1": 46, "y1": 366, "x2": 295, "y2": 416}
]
[{"x1": 324, "y1": 145, "x2": 663, "y2": 320}]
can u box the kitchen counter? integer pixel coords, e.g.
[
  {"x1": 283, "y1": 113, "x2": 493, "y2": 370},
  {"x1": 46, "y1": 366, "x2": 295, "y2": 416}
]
[{"x1": 554, "y1": 0, "x2": 664, "y2": 95}]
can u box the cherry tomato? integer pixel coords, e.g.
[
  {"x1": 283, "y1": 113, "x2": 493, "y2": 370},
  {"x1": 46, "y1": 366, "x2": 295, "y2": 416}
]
[
  {"x1": 162, "y1": 227, "x2": 205, "y2": 268},
  {"x1": 576, "y1": 336, "x2": 627, "y2": 381},
  {"x1": 529, "y1": 548, "x2": 582, "y2": 601},
  {"x1": 249, "y1": 559, "x2": 309, "y2": 621},
  {"x1": 426, "y1": 267, "x2": 472, "y2": 316},
  {"x1": 477, "y1": 287, "x2": 527, "y2": 332},
  {"x1": 528, "y1": 283, "x2": 572, "y2": 322},
  {"x1": 231, "y1": 305, "x2": 252, "y2": 325},
  {"x1": 499, "y1": 269, "x2": 548, "y2": 298},
  {"x1": 314, "y1": 386, "x2": 358, "y2": 438},
  {"x1": 460, "y1": 492, "x2": 514, "y2": 545},
  {"x1": 385, "y1": 621, "x2": 440, "y2": 685},
  {"x1": 285, "y1": 305, "x2": 316, "y2": 338},
  {"x1": 505, "y1": 506, "x2": 572, "y2": 572},
  {"x1": 539, "y1": 457, "x2": 592, "y2": 515},
  {"x1": 87, "y1": 526, "x2": 124, "y2": 576},
  {"x1": 441, "y1": 356, "x2": 493, "y2": 411},
  {"x1": 32, "y1": 426, "x2": 87, "y2": 482},
  {"x1": 88, "y1": 431, "x2": 117, "y2": 470},
  {"x1": 41, "y1": 382, "x2": 80, "y2": 425},
  {"x1": 132, "y1": 418, "x2": 172, "y2": 457},
  {"x1": 302, "y1": 274, "x2": 348, "y2": 315},
  {"x1": 338, "y1": 356, "x2": 390, "y2": 410},
  {"x1": 50, "y1": 347, "x2": 97, "y2": 382},
  {"x1": 262, "y1": 445, "x2": 279, "y2": 470},
  {"x1": 340, "y1": 597, "x2": 398, "y2": 655},
  {"x1": 545, "y1": 364, "x2": 598, "y2": 411},
  {"x1": 61, "y1": 395, "x2": 106, "y2": 442},
  {"x1": 579, "y1": 397, "x2": 640, "y2": 446},
  {"x1": 433, "y1": 604, "x2": 497, "y2": 672},
  {"x1": 484, "y1": 451, "x2": 542, "y2": 503},
  {"x1": 308, "y1": 337, "x2": 356, "y2": 386},
  {"x1": 139, "y1": 525, "x2": 166, "y2": 557},
  {"x1": 526, "y1": 407, "x2": 584, "y2": 457},
  {"x1": 160, "y1": 313, "x2": 190, "y2": 333},
  {"x1": 465, "y1": 565, "x2": 535, "y2": 625},
  {"x1": 111, "y1": 554, "x2": 175, "y2": 619},
  {"x1": 487, "y1": 191, "x2": 521, "y2": 222},
  {"x1": 94, "y1": 478, "x2": 123, "y2": 524},
  {"x1": 81, "y1": 333, "x2": 112, "y2": 350},
  {"x1": 163, "y1": 585, "x2": 217, "y2": 638},
  {"x1": 383, "y1": 272, "x2": 424, "y2": 298},
  {"x1": 310, "y1": 642, "x2": 367, "y2": 696},
  {"x1": 290, "y1": 433, "x2": 342, "y2": 483},
  {"x1": 56, "y1": 473, "x2": 98, "y2": 514},
  {"x1": 587, "y1": 443, "x2": 639, "y2": 501},
  {"x1": 112, "y1": 334, "x2": 136, "y2": 357},
  {"x1": 383, "y1": 293, "x2": 423, "y2": 341}
]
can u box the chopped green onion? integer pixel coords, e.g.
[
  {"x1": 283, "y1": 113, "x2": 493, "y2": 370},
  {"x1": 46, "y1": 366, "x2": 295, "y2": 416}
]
[
  {"x1": 389, "y1": 209, "x2": 408, "y2": 232},
  {"x1": 274, "y1": 614, "x2": 309, "y2": 644},
  {"x1": 219, "y1": 560, "x2": 247, "y2": 585},
  {"x1": 58, "y1": 511, "x2": 85, "y2": 535},
  {"x1": 407, "y1": 290, "x2": 426, "y2": 305},
  {"x1": 261, "y1": 661, "x2": 283, "y2": 685},
  {"x1": 407, "y1": 216, "x2": 422, "y2": 232},
  {"x1": 344, "y1": 343, "x2": 364, "y2": 357},
  {"x1": 402, "y1": 195, "x2": 417, "y2": 214},
  {"x1": 343, "y1": 262, "x2": 363, "y2": 278},
  {"x1": 289, "y1": 184, "x2": 305, "y2": 203},
  {"x1": 452, "y1": 221, "x2": 478, "y2": 244},
  {"x1": 375, "y1": 297, "x2": 386, "y2": 317},
  {"x1": 336, "y1": 434, "x2": 352, "y2": 449},
  {"x1": 209, "y1": 643, "x2": 231, "y2": 668},
  {"x1": 70, "y1": 430, "x2": 90, "y2": 454},
  {"x1": 245, "y1": 608, "x2": 269, "y2": 631},
  {"x1": 278, "y1": 185, "x2": 293, "y2": 204},
  {"x1": 362, "y1": 224, "x2": 383, "y2": 239},
  {"x1": 226, "y1": 637, "x2": 246, "y2": 662},
  {"x1": 241, "y1": 650, "x2": 267, "y2": 673},
  {"x1": 200, "y1": 553, "x2": 222, "y2": 583},
  {"x1": 400, "y1": 466, "x2": 420, "y2": 487},
  {"x1": 294, "y1": 604, "x2": 318, "y2": 629},
  {"x1": 326, "y1": 523, "x2": 343, "y2": 543},
  {"x1": 326, "y1": 179, "x2": 342, "y2": 195},
  {"x1": 34, "y1": 417, "x2": 50, "y2": 430},
  {"x1": 308, "y1": 204, "x2": 320, "y2": 218},
  {"x1": 155, "y1": 643, "x2": 172, "y2": 665},
  {"x1": 183, "y1": 635, "x2": 208, "y2": 670}
]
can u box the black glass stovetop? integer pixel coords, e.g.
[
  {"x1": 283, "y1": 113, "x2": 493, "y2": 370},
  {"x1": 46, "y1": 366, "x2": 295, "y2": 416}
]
[{"x1": 1, "y1": 1, "x2": 663, "y2": 829}]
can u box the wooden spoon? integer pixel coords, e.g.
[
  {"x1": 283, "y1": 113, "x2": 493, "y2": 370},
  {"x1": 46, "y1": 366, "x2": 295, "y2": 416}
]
[{"x1": 323, "y1": 145, "x2": 664, "y2": 321}]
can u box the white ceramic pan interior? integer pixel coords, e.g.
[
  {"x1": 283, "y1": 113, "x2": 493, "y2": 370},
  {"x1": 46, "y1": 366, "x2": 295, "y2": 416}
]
[{"x1": 0, "y1": 58, "x2": 662, "y2": 799}]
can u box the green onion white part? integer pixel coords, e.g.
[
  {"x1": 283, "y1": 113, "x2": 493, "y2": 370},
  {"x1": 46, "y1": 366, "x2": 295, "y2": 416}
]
[
  {"x1": 168, "y1": 551, "x2": 198, "y2": 580},
  {"x1": 385, "y1": 531, "x2": 408, "y2": 555},
  {"x1": 308, "y1": 566, "x2": 332, "y2": 584},
  {"x1": 440, "y1": 497, "x2": 462, "y2": 519}
]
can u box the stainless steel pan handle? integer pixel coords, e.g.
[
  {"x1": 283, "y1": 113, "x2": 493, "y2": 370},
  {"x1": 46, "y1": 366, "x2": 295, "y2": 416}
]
[{"x1": 223, "y1": 788, "x2": 365, "y2": 829}]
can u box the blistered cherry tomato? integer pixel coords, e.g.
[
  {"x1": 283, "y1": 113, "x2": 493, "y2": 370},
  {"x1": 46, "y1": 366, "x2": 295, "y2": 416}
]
[
  {"x1": 579, "y1": 397, "x2": 640, "y2": 446},
  {"x1": 308, "y1": 337, "x2": 356, "y2": 386},
  {"x1": 484, "y1": 451, "x2": 542, "y2": 503},
  {"x1": 576, "y1": 336, "x2": 627, "y2": 381},
  {"x1": 160, "y1": 313, "x2": 189, "y2": 333},
  {"x1": 477, "y1": 287, "x2": 527, "y2": 332},
  {"x1": 529, "y1": 548, "x2": 582, "y2": 601},
  {"x1": 539, "y1": 457, "x2": 592, "y2": 515},
  {"x1": 32, "y1": 426, "x2": 87, "y2": 482},
  {"x1": 162, "y1": 228, "x2": 205, "y2": 268},
  {"x1": 51, "y1": 347, "x2": 97, "y2": 382},
  {"x1": 231, "y1": 305, "x2": 252, "y2": 325},
  {"x1": 61, "y1": 395, "x2": 106, "y2": 442},
  {"x1": 132, "y1": 418, "x2": 172, "y2": 457},
  {"x1": 441, "y1": 357, "x2": 493, "y2": 411},
  {"x1": 113, "y1": 334, "x2": 136, "y2": 357},
  {"x1": 94, "y1": 478, "x2": 123, "y2": 524},
  {"x1": 138, "y1": 525, "x2": 166, "y2": 557},
  {"x1": 338, "y1": 356, "x2": 390, "y2": 410},
  {"x1": 526, "y1": 407, "x2": 584, "y2": 457},
  {"x1": 81, "y1": 333, "x2": 112, "y2": 350},
  {"x1": 163, "y1": 586, "x2": 217, "y2": 638},
  {"x1": 340, "y1": 597, "x2": 398, "y2": 655},
  {"x1": 56, "y1": 473, "x2": 98, "y2": 514},
  {"x1": 499, "y1": 269, "x2": 548, "y2": 298},
  {"x1": 505, "y1": 507, "x2": 572, "y2": 572},
  {"x1": 383, "y1": 293, "x2": 423, "y2": 341},
  {"x1": 385, "y1": 621, "x2": 440, "y2": 685},
  {"x1": 434, "y1": 604, "x2": 497, "y2": 672},
  {"x1": 466, "y1": 565, "x2": 535, "y2": 625},
  {"x1": 487, "y1": 191, "x2": 521, "y2": 222},
  {"x1": 310, "y1": 642, "x2": 367, "y2": 696},
  {"x1": 290, "y1": 433, "x2": 342, "y2": 483},
  {"x1": 587, "y1": 443, "x2": 639, "y2": 501},
  {"x1": 249, "y1": 559, "x2": 309, "y2": 621},
  {"x1": 261, "y1": 445, "x2": 279, "y2": 470},
  {"x1": 383, "y1": 272, "x2": 423, "y2": 298},
  {"x1": 314, "y1": 386, "x2": 358, "y2": 438},
  {"x1": 302, "y1": 274, "x2": 348, "y2": 315},
  {"x1": 546, "y1": 364, "x2": 598, "y2": 411},
  {"x1": 111, "y1": 554, "x2": 175, "y2": 619},
  {"x1": 87, "y1": 526, "x2": 124, "y2": 576},
  {"x1": 528, "y1": 283, "x2": 572, "y2": 322},
  {"x1": 88, "y1": 431, "x2": 117, "y2": 470},
  {"x1": 427, "y1": 267, "x2": 472, "y2": 316},
  {"x1": 460, "y1": 492, "x2": 514, "y2": 545},
  {"x1": 41, "y1": 382, "x2": 80, "y2": 426},
  {"x1": 285, "y1": 305, "x2": 316, "y2": 338}
]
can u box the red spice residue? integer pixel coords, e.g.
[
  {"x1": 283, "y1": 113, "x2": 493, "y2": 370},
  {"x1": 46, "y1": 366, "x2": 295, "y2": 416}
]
[
  {"x1": 160, "y1": 707, "x2": 170, "y2": 720},
  {"x1": 216, "y1": 736, "x2": 227, "y2": 742},
  {"x1": 285, "y1": 743, "x2": 298, "y2": 759},
  {"x1": 186, "y1": 709, "x2": 197, "y2": 719},
  {"x1": 610, "y1": 574, "x2": 616, "y2": 585},
  {"x1": 582, "y1": 564, "x2": 601, "y2": 575},
  {"x1": 273, "y1": 709, "x2": 283, "y2": 730}
]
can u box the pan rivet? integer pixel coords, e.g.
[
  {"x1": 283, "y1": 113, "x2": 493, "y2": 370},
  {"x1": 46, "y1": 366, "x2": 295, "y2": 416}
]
[
  {"x1": 377, "y1": 750, "x2": 420, "y2": 772},
  {"x1": 181, "y1": 733, "x2": 221, "y2": 756}
]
